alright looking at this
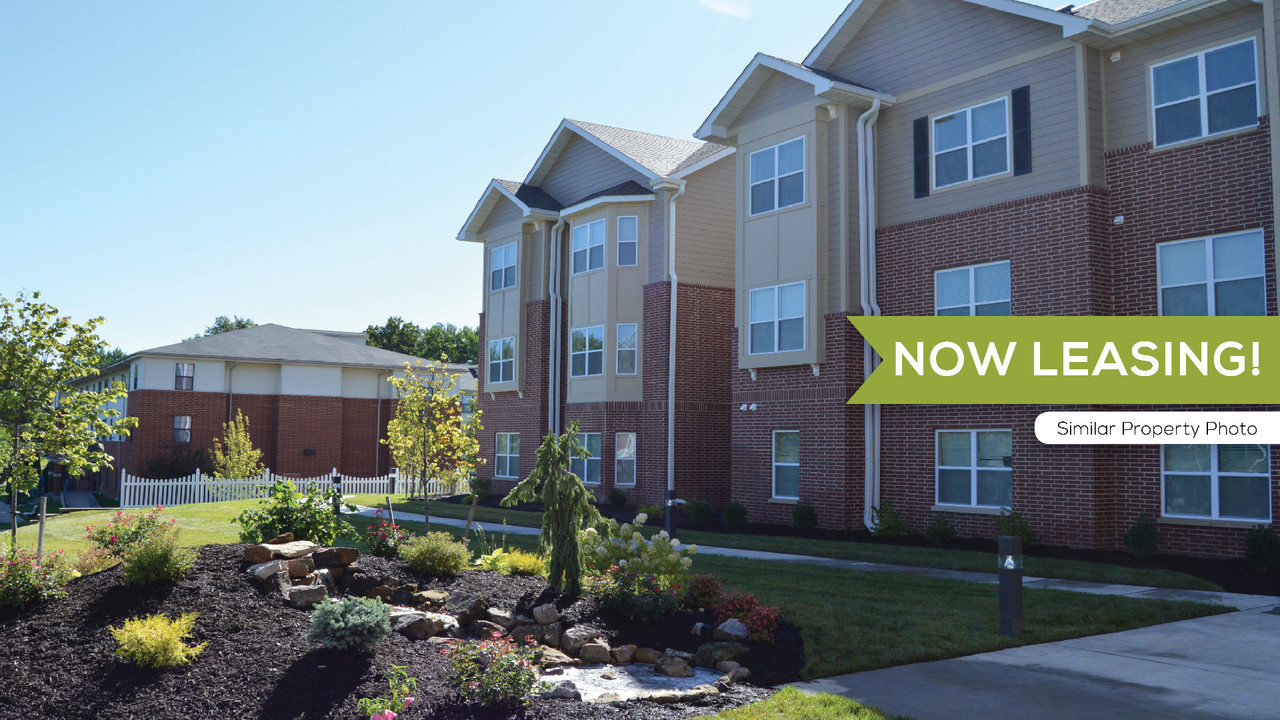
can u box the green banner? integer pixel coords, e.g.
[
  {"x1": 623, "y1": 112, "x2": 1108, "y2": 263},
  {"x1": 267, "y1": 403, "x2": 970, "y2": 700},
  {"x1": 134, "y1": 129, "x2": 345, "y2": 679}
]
[{"x1": 847, "y1": 316, "x2": 1279, "y2": 405}]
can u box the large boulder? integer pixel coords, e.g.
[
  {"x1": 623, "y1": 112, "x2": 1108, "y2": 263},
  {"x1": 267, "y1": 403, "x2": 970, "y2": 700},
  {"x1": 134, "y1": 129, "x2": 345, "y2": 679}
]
[
  {"x1": 537, "y1": 647, "x2": 575, "y2": 667},
  {"x1": 486, "y1": 608, "x2": 518, "y2": 629},
  {"x1": 543, "y1": 681, "x2": 581, "y2": 700},
  {"x1": 532, "y1": 603, "x2": 560, "y2": 625},
  {"x1": 392, "y1": 585, "x2": 420, "y2": 606},
  {"x1": 654, "y1": 655, "x2": 694, "y2": 678},
  {"x1": 445, "y1": 592, "x2": 487, "y2": 625},
  {"x1": 287, "y1": 584, "x2": 327, "y2": 608},
  {"x1": 542, "y1": 621, "x2": 563, "y2": 649},
  {"x1": 469, "y1": 620, "x2": 507, "y2": 639},
  {"x1": 415, "y1": 590, "x2": 450, "y2": 610},
  {"x1": 242, "y1": 545, "x2": 274, "y2": 564},
  {"x1": 578, "y1": 640, "x2": 612, "y2": 664},
  {"x1": 714, "y1": 618, "x2": 749, "y2": 642},
  {"x1": 393, "y1": 612, "x2": 458, "y2": 640},
  {"x1": 510, "y1": 624, "x2": 544, "y2": 645},
  {"x1": 561, "y1": 626, "x2": 603, "y2": 657},
  {"x1": 312, "y1": 547, "x2": 359, "y2": 567},
  {"x1": 695, "y1": 641, "x2": 749, "y2": 668},
  {"x1": 633, "y1": 647, "x2": 662, "y2": 664},
  {"x1": 246, "y1": 560, "x2": 287, "y2": 582},
  {"x1": 264, "y1": 540, "x2": 320, "y2": 559},
  {"x1": 285, "y1": 557, "x2": 315, "y2": 578},
  {"x1": 611, "y1": 644, "x2": 637, "y2": 664}
]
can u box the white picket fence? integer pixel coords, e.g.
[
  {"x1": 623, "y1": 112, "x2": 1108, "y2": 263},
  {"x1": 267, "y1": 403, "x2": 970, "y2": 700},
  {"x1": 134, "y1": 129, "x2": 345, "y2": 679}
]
[{"x1": 119, "y1": 467, "x2": 469, "y2": 509}]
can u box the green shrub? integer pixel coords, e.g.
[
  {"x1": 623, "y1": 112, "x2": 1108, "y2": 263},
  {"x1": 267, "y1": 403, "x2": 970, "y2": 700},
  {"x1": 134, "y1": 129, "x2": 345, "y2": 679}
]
[
  {"x1": 607, "y1": 487, "x2": 628, "y2": 510},
  {"x1": 792, "y1": 503, "x2": 818, "y2": 532},
  {"x1": 401, "y1": 532, "x2": 472, "y2": 576},
  {"x1": 1245, "y1": 525, "x2": 1280, "y2": 572},
  {"x1": 504, "y1": 549, "x2": 547, "y2": 577},
  {"x1": 0, "y1": 547, "x2": 76, "y2": 609},
  {"x1": 364, "y1": 510, "x2": 414, "y2": 559},
  {"x1": 712, "y1": 591, "x2": 782, "y2": 643},
  {"x1": 111, "y1": 612, "x2": 207, "y2": 668},
  {"x1": 121, "y1": 527, "x2": 196, "y2": 586},
  {"x1": 73, "y1": 546, "x2": 119, "y2": 576},
  {"x1": 357, "y1": 665, "x2": 418, "y2": 719},
  {"x1": 579, "y1": 515, "x2": 696, "y2": 582},
  {"x1": 234, "y1": 478, "x2": 356, "y2": 545},
  {"x1": 85, "y1": 507, "x2": 172, "y2": 557},
  {"x1": 584, "y1": 565, "x2": 683, "y2": 622},
  {"x1": 445, "y1": 634, "x2": 545, "y2": 706},
  {"x1": 637, "y1": 504, "x2": 664, "y2": 522},
  {"x1": 682, "y1": 499, "x2": 715, "y2": 525},
  {"x1": 721, "y1": 501, "x2": 747, "y2": 530},
  {"x1": 1123, "y1": 514, "x2": 1161, "y2": 559},
  {"x1": 923, "y1": 513, "x2": 956, "y2": 545},
  {"x1": 307, "y1": 596, "x2": 391, "y2": 651},
  {"x1": 995, "y1": 507, "x2": 1037, "y2": 547},
  {"x1": 870, "y1": 500, "x2": 907, "y2": 538}
]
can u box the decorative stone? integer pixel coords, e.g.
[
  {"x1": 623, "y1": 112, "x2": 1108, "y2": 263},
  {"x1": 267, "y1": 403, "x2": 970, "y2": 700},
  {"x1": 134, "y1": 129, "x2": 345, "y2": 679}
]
[
  {"x1": 578, "y1": 640, "x2": 612, "y2": 664},
  {"x1": 314, "y1": 568, "x2": 337, "y2": 592},
  {"x1": 392, "y1": 584, "x2": 420, "y2": 606},
  {"x1": 695, "y1": 641, "x2": 749, "y2": 668},
  {"x1": 538, "y1": 648, "x2": 576, "y2": 667},
  {"x1": 285, "y1": 557, "x2": 315, "y2": 578},
  {"x1": 416, "y1": 590, "x2": 450, "y2": 609},
  {"x1": 716, "y1": 660, "x2": 743, "y2": 674},
  {"x1": 532, "y1": 603, "x2": 560, "y2": 625},
  {"x1": 543, "y1": 621, "x2": 563, "y2": 649},
  {"x1": 561, "y1": 626, "x2": 602, "y2": 656},
  {"x1": 664, "y1": 648, "x2": 696, "y2": 662},
  {"x1": 445, "y1": 592, "x2": 487, "y2": 624},
  {"x1": 312, "y1": 546, "x2": 359, "y2": 567},
  {"x1": 369, "y1": 585, "x2": 395, "y2": 603},
  {"x1": 286, "y1": 584, "x2": 327, "y2": 608},
  {"x1": 393, "y1": 612, "x2": 458, "y2": 640},
  {"x1": 469, "y1": 619, "x2": 506, "y2": 638},
  {"x1": 686, "y1": 685, "x2": 720, "y2": 701},
  {"x1": 654, "y1": 655, "x2": 694, "y2": 678},
  {"x1": 264, "y1": 540, "x2": 320, "y2": 559},
  {"x1": 243, "y1": 545, "x2": 273, "y2": 564},
  {"x1": 596, "y1": 692, "x2": 623, "y2": 703},
  {"x1": 246, "y1": 560, "x2": 286, "y2": 581},
  {"x1": 633, "y1": 647, "x2": 662, "y2": 664},
  {"x1": 262, "y1": 570, "x2": 291, "y2": 598},
  {"x1": 486, "y1": 608, "x2": 518, "y2": 629},
  {"x1": 715, "y1": 676, "x2": 733, "y2": 692},
  {"x1": 345, "y1": 573, "x2": 377, "y2": 595},
  {"x1": 543, "y1": 681, "x2": 581, "y2": 700},
  {"x1": 646, "y1": 690, "x2": 684, "y2": 704},
  {"x1": 510, "y1": 624, "x2": 544, "y2": 645},
  {"x1": 729, "y1": 666, "x2": 751, "y2": 682},
  {"x1": 714, "y1": 618, "x2": 749, "y2": 642},
  {"x1": 610, "y1": 644, "x2": 636, "y2": 664},
  {"x1": 266, "y1": 532, "x2": 295, "y2": 544}
]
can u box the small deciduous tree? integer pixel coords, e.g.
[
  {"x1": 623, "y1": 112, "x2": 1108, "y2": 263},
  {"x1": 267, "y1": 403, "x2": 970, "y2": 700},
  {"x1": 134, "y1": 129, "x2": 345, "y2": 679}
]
[
  {"x1": 1, "y1": 292, "x2": 137, "y2": 542},
  {"x1": 500, "y1": 420, "x2": 603, "y2": 596},
  {"x1": 210, "y1": 409, "x2": 265, "y2": 479},
  {"x1": 383, "y1": 360, "x2": 482, "y2": 530}
]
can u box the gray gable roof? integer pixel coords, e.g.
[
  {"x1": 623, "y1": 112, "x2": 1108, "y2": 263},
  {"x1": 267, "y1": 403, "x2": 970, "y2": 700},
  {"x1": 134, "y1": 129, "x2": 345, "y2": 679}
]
[
  {"x1": 133, "y1": 324, "x2": 430, "y2": 370},
  {"x1": 494, "y1": 179, "x2": 563, "y2": 211},
  {"x1": 568, "y1": 180, "x2": 655, "y2": 208},
  {"x1": 1071, "y1": 0, "x2": 1186, "y2": 24},
  {"x1": 568, "y1": 119, "x2": 730, "y2": 178},
  {"x1": 764, "y1": 53, "x2": 886, "y2": 95}
]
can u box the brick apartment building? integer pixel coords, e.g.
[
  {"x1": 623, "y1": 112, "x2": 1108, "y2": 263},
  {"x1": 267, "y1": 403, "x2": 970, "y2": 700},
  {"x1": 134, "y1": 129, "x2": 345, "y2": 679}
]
[{"x1": 69, "y1": 324, "x2": 475, "y2": 495}]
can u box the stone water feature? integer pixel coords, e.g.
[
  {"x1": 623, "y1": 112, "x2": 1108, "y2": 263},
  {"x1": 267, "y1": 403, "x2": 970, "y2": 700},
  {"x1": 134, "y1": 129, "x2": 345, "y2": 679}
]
[{"x1": 548, "y1": 663, "x2": 725, "y2": 703}]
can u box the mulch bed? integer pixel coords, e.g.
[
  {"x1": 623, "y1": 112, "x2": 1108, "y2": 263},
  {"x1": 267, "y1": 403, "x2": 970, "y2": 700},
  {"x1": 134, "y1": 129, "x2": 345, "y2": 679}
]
[{"x1": 0, "y1": 545, "x2": 784, "y2": 720}]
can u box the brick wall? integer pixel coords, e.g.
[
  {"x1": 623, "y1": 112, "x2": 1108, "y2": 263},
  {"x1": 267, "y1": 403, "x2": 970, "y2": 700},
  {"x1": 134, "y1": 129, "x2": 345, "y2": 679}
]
[{"x1": 477, "y1": 301, "x2": 550, "y2": 496}]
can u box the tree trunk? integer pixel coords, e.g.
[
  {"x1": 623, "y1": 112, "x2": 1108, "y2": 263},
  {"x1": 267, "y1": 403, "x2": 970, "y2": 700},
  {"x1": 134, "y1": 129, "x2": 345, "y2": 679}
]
[
  {"x1": 421, "y1": 470, "x2": 430, "y2": 532},
  {"x1": 463, "y1": 493, "x2": 477, "y2": 540},
  {"x1": 9, "y1": 481, "x2": 17, "y2": 545}
]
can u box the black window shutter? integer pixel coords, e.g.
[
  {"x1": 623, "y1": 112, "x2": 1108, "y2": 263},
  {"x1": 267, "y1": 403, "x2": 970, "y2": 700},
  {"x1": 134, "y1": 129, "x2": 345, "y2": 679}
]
[
  {"x1": 913, "y1": 117, "x2": 929, "y2": 198},
  {"x1": 1012, "y1": 86, "x2": 1031, "y2": 176}
]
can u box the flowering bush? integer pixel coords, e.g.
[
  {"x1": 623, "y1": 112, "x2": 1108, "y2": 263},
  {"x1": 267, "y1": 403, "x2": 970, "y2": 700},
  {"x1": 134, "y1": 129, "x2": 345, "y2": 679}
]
[
  {"x1": 73, "y1": 546, "x2": 119, "y2": 576},
  {"x1": 85, "y1": 507, "x2": 174, "y2": 557},
  {"x1": 365, "y1": 510, "x2": 415, "y2": 558},
  {"x1": 584, "y1": 565, "x2": 683, "y2": 622},
  {"x1": 443, "y1": 633, "x2": 546, "y2": 706},
  {"x1": 0, "y1": 547, "x2": 77, "y2": 609},
  {"x1": 712, "y1": 590, "x2": 782, "y2": 643},
  {"x1": 357, "y1": 664, "x2": 417, "y2": 720},
  {"x1": 121, "y1": 525, "x2": 196, "y2": 586},
  {"x1": 682, "y1": 573, "x2": 724, "y2": 611},
  {"x1": 579, "y1": 513, "x2": 696, "y2": 584}
]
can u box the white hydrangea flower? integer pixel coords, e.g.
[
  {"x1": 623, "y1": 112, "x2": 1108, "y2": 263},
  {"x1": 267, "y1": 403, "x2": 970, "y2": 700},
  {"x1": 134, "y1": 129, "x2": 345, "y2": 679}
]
[
  {"x1": 583, "y1": 527, "x2": 598, "y2": 539},
  {"x1": 681, "y1": 557, "x2": 693, "y2": 568},
  {"x1": 670, "y1": 539, "x2": 680, "y2": 549},
  {"x1": 634, "y1": 513, "x2": 648, "y2": 525},
  {"x1": 632, "y1": 532, "x2": 644, "y2": 543},
  {"x1": 657, "y1": 530, "x2": 669, "y2": 540},
  {"x1": 595, "y1": 546, "x2": 607, "y2": 556},
  {"x1": 687, "y1": 545, "x2": 698, "y2": 554}
]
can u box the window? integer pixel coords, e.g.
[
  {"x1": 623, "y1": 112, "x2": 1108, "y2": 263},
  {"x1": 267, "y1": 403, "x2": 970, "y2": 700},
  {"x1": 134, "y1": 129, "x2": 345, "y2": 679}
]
[
  {"x1": 1164, "y1": 444, "x2": 1270, "y2": 521},
  {"x1": 749, "y1": 137, "x2": 804, "y2": 215},
  {"x1": 572, "y1": 219, "x2": 605, "y2": 274},
  {"x1": 1152, "y1": 38, "x2": 1258, "y2": 147},
  {"x1": 748, "y1": 281, "x2": 805, "y2": 354},
  {"x1": 131, "y1": 364, "x2": 138, "y2": 390},
  {"x1": 616, "y1": 323, "x2": 637, "y2": 375},
  {"x1": 936, "y1": 261, "x2": 1011, "y2": 316},
  {"x1": 773, "y1": 431, "x2": 800, "y2": 499},
  {"x1": 175, "y1": 363, "x2": 194, "y2": 391},
  {"x1": 615, "y1": 432, "x2": 636, "y2": 486},
  {"x1": 173, "y1": 416, "x2": 192, "y2": 443},
  {"x1": 460, "y1": 395, "x2": 476, "y2": 417},
  {"x1": 495, "y1": 433, "x2": 520, "y2": 478},
  {"x1": 1159, "y1": 230, "x2": 1265, "y2": 316},
  {"x1": 933, "y1": 97, "x2": 1009, "y2": 188},
  {"x1": 618, "y1": 216, "x2": 638, "y2": 267},
  {"x1": 937, "y1": 430, "x2": 1012, "y2": 508},
  {"x1": 570, "y1": 325, "x2": 604, "y2": 377},
  {"x1": 571, "y1": 433, "x2": 602, "y2": 484},
  {"x1": 490, "y1": 242, "x2": 517, "y2": 291},
  {"x1": 487, "y1": 337, "x2": 515, "y2": 384}
]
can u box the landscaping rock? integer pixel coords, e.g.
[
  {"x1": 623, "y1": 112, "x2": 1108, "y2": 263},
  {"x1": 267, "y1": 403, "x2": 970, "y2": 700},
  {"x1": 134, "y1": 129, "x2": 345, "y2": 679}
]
[
  {"x1": 369, "y1": 585, "x2": 395, "y2": 603},
  {"x1": 393, "y1": 612, "x2": 458, "y2": 640},
  {"x1": 468, "y1": 619, "x2": 506, "y2": 638},
  {"x1": 715, "y1": 660, "x2": 743, "y2": 674},
  {"x1": 633, "y1": 647, "x2": 662, "y2": 664},
  {"x1": 486, "y1": 608, "x2": 517, "y2": 629},
  {"x1": 654, "y1": 655, "x2": 694, "y2": 678},
  {"x1": 445, "y1": 592, "x2": 486, "y2": 624},
  {"x1": 246, "y1": 560, "x2": 287, "y2": 581},
  {"x1": 264, "y1": 540, "x2": 320, "y2": 559},
  {"x1": 314, "y1": 568, "x2": 337, "y2": 593},
  {"x1": 537, "y1": 648, "x2": 575, "y2": 667},
  {"x1": 286, "y1": 584, "x2": 327, "y2": 609},
  {"x1": 729, "y1": 666, "x2": 751, "y2": 682},
  {"x1": 392, "y1": 584, "x2": 420, "y2": 606},
  {"x1": 312, "y1": 547, "x2": 359, "y2": 567},
  {"x1": 596, "y1": 692, "x2": 623, "y2": 703},
  {"x1": 543, "y1": 681, "x2": 581, "y2": 700},
  {"x1": 561, "y1": 626, "x2": 602, "y2": 656},
  {"x1": 532, "y1": 603, "x2": 560, "y2": 625},
  {"x1": 578, "y1": 640, "x2": 612, "y2": 664},
  {"x1": 266, "y1": 532, "x2": 295, "y2": 544},
  {"x1": 416, "y1": 590, "x2": 449, "y2": 610},
  {"x1": 510, "y1": 624, "x2": 544, "y2": 645},
  {"x1": 714, "y1": 676, "x2": 733, "y2": 692},
  {"x1": 686, "y1": 685, "x2": 720, "y2": 701},
  {"x1": 242, "y1": 545, "x2": 273, "y2": 564},
  {"x1": 285, "y1": 557, "x2": 315, "y2": 578},
  {"x1": 262, "y1": 569, "x2": 291, "y2": 598},
  {"x1": 611, "y1": 644, "x2": 636, "y2": 664},
  {"x1": 713, "y1": 618, "x2": 749, "y2": 642},
  {"x1": 543, "y1": 621, "x2": 563, "y2": 649},
  {"x1": 695, "y1": 641, "x2": 749, "y2": 668},
  {"x1": 663, "y1": 648, "x2": 696, "y2": 662}
]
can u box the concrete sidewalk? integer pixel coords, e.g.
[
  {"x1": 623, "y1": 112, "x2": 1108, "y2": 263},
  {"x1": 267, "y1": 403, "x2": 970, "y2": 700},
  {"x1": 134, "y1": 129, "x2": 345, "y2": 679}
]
[{"x1": 791, "y1": 606, "x2": 1280, "y2": 720}]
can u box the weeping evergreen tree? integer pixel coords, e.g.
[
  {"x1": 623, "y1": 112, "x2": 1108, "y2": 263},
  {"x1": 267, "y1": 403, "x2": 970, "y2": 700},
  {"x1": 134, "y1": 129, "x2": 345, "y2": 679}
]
[{"x1": 500, "y1": 420, "x2": 602, "y2": 596}]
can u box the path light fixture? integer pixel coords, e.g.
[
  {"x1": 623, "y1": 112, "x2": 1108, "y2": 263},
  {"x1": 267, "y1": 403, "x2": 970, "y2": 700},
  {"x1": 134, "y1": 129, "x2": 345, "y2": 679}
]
[{"x1": 998, "y1": 535, "x2": 1023, "y2": 636}]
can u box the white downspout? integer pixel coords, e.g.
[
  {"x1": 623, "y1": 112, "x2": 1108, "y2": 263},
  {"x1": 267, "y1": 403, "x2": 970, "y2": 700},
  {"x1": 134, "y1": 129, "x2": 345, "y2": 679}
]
[
  {"x1": 856, "y1": 99, "x2": 882, "y2": 530},
  {"x1": 226, "y1": 362, "x2": 238, "y2": 423},
  {"x1": 548, "y1": 218, "x2": 566, "y2": 432},
  {"x1": 655, "y1": 179, "x2": 686, "y2": 535}
]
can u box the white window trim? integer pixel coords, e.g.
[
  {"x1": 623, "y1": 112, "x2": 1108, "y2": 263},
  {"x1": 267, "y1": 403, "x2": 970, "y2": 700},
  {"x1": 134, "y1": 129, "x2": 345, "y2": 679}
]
[
  {"x1": 487, "y1": 336, "x2": 515, "y2": 385},
  {"x1": 772, "y1": 430, "x2": 800, "y2": 500},
  {"x1": 617, "y1": 215, "x2": 638, "y2": 267},
  {"x1": 614, "y1": 432, "x2": 637, "y2": 486},
  {"x1": 935, "y1": 429, "x2": 1013, "y2": 509},
  {"x1": 748, "y1": 136, "x2": 806, "y2": 217},
  {"x1": 616, "y1": 323, "x2": 638, "y2": 376},
  {"x1": 1156, "y1": 229, "x2": 1267, "y2": 316},
  {"x1": 569, "y1": 325, "x2": 605, "y2": 378},
  {"x1": 747, "y1": 281, "x2": 806, "y2": 355},
  {"x1": 173, "y1": 415, "x2": 192, "y2": 444},
  {"x1": 572, "y1": 432, "x2": 602, "y2": 485},
  {"x1": 490, "y1": 242, "x2": 518, "y2": 292},
  {"x1": 1150, "y1": 37, "x2": 1259, "y2": 149},
  {"x1": 1162, "y1": 444, "x2": 1272, "y2": 522},
  {"x1": 495, "y1": 432, "x2": 519, "y2": 478},
  {"x1": 571, "y1": 218, "x2": 606, "y2": 276},
  {"x1": 932, "y1": 96, "x2": 1011, "y2": 190},
  {"x1": 934, "y1": 260, "x2": 1011, "y2": 316},
  {"x1": 175, "y1": 362, "x2": 194, "y2": 391}
]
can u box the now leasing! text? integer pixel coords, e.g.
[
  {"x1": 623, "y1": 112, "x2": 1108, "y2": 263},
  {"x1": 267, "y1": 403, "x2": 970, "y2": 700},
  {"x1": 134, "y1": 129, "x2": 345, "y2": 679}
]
[{"x1": 895, "y1": 341, "x2": 1261, "y2": 378}]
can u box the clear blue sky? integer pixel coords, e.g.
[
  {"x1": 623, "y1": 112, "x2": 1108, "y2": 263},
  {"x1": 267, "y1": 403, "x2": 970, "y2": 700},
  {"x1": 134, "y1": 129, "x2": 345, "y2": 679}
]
[{"x1": 1, "y1": 0, "x2": 1062, "y2": 353}]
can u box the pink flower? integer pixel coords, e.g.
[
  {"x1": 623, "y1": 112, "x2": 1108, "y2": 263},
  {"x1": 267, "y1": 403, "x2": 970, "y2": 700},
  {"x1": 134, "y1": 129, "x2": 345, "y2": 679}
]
[
  {"x1": 110, "y1": 535, "x2": 117, "y2": 543},
  {"x1": 403, "y1": 697, "x2": 414, "y2": 708}
]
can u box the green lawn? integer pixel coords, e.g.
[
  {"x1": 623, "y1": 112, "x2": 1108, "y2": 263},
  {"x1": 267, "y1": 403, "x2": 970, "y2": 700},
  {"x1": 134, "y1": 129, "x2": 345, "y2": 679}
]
[
  {"x1": 346, "y1": 494, "x2": 1220, "y2": 591},
  {"x1": 698, "y1": 688, "x2": 912, "y2": 720}
]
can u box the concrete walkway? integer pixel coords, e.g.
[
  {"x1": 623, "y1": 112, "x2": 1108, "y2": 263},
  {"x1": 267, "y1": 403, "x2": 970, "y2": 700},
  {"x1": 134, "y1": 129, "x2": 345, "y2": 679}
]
[{"x1": 61, "y1": 491, "x2": 101, "y2": 509}]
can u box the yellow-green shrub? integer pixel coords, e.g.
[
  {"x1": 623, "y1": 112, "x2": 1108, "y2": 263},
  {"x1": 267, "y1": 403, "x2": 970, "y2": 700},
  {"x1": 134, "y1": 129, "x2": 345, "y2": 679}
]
[
  {"x1": 111, "y1": 612, "x2": 207, "y2": 668},
  {"x1": 400, "y1": 532, "x2": 472, "y2": 576},
  {"x1": 504, "y1": 549, "x2": 547, "y2": 577}
]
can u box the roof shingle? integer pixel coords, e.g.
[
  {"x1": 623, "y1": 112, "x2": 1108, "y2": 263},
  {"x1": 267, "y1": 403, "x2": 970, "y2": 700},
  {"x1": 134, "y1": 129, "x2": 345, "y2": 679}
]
[
  {"x1": 1071, "y1": 0, "x2": 1186, "y2": 24},
  {"x1": 494, "y1": 179, "x2": 563, "y2": 211},
  {"x1": 568, "y1": 120, "x2": 730, "y2": 178}
]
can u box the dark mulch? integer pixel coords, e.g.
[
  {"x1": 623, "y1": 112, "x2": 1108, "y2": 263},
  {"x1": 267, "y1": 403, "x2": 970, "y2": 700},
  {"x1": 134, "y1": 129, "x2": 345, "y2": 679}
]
[{"x1": 0, "y1": 545, "x2": 778, "y2": 720}]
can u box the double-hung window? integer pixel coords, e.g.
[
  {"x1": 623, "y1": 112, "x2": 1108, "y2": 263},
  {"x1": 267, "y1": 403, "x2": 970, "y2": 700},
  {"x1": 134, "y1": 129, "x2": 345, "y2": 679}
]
[
  {"x1": 490, "y1": 242, "x2": 517, "y2": 291},
  {"x1": 937, "y1": 430, "x2": 1012, "y2": 508},
  {"x1": 487, "y1": 337, "x2": 515, "y2": 384},
  {"x1": 572, "y1": 219, "x2": 605, "y2": 274},
  {"x1": 495, "y1": 433, "x2": 520, "y2": 478},
  {"x1": 132, "y1": 364, "x2": 139, "y2": 390},
  {"x1": 773, "y1": 430, "x2": 800, "y2": 499},
  {"x1": 1152, "y1": 38, "x2": 1258, "y2": 147},
  {"x1": 570, "y1": 325, "x2": 604, "y2": 377},
  {"x1": 615, "y1": 433, "x2": 636, "y2": 486},
  {"x1": 1158, "y1": 230, "x2": 1265, "y2": 316},
  {"x1": 617, "y1": 216, "x2": 638, "y2": 267},
  {"x1": 616, "y1": 323, "x2": 637, "y2": 375},
  {"x1": 173, "y1": 416, "x2": 192, "y2": 443},
  {"x1": 749, "y1": 137, "x2": 804, "y2": 215},
  {"x1": 571, "y1": 433, "x2": 602, "y2": 484},
  {"x1": 933, "y1": 98, "x2": 1009, "y2": 188},
  {"x1": 936, "y1": 261, "x2": 1011, "y2": 316},
  {"x1": 1163, "y1": 444, "x2": 1270, "y2": 521},
  {"x1": 175, "y1": 363, "x2": 194, "y2": 391},
  {"x1": 748, "y1": 281, "x2": 805, "y2": 354}
]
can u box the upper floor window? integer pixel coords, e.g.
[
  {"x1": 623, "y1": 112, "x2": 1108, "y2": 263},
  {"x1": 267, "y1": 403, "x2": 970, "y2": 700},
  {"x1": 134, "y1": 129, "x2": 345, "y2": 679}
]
[
  {"x1": 175, "y1": 363, "x2": 194, "y2": 391},
  {"x1": 616, "y1": 323, "x2": 637, "y2": 375},
  {"x1": 937, "y1": 430, "x2": 1012, "y2": 508},
  {"x1": 173, "y1": 415, "x2": 192, "y2": 443},
  {"x1": 572, "y1": 219, "x2": 605, "y2": 274},
  {"x1": 487, "y1": 337, "x2": 515, "y2": 384},
  {"x1": 571, "y1": 432, "x2": 602, "y2": 485},
  {"x1": 495, "y1": 432, "x2": 520, "y2": 478},
  {"x1": 1158, "y1": 230, "x2": 1265, "y2": 316},
  {"x1": 1164, "y1": 444, "x2": 1270, "y2": 521},
  {"x1": 749, "y1": 137, "x2": 804, "y2": 215},
  {"x1": 132, "y1": 364, "x2": 138, "y2": 390},
  {"x1": 934, "y1": 97, "x2": 1008, "y2": 189},
  {"x1": 1152, "y1": 38, "x2": 1258, "y2": 147},
  {"x1": 570, "y1": 325, "x2": 604, "y2": 377},
  {"x1": 615, "y1": 432, "x2": 636, "y2": 486},
  {"x1": 490, "y1": 242, "x2": 517, "y2": 291},
  {"x1": 936, "y1": 261, "x2": 1011, "y2": 316},
  {"x1": 748, "y1": 281, "x2": 805, "y2": 355},
  {"x1": 773, "y1": 430, "x2": 800, "y2": 499},
  {"x1": 618, "y1": 216, "x2": 638, "y2": 267}
]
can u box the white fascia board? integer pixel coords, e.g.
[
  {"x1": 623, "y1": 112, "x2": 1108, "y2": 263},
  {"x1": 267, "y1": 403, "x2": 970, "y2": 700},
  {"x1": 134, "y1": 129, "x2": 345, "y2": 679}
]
[
  {"x1": 669, "y1": 146, "x2": 736, "y2": 179},
  {"x1": 456, "y1": 180, "x2": 532, "y2": 243},
  {"x1": 525, "y1": 119, "x2": 659, "y2": 186},
  {"x1": 558, "y1": 193, "x2": 657, "y2": 218},
  {"x1": 804, "y1": 0, "x2": 867, "y2": 67}
]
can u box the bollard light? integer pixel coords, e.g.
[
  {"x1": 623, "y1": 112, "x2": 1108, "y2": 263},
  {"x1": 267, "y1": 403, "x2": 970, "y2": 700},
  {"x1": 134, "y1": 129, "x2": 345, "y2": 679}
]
[
  {"x1": 331, "y1": 469, "x2": 342, "y2": 518},
  {"x1": 997, "y1": 535, "x2": 1023, "y2": 636}
]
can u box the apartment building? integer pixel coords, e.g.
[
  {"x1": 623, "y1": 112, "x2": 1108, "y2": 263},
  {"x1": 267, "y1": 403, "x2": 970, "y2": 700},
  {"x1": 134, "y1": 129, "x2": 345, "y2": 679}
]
[
  {"x1": 693, "y1": 0, "x2": 1277, "y2": 557},
  {"x1": 458, "y1": 119, "x2": 735, "y2": 507}
]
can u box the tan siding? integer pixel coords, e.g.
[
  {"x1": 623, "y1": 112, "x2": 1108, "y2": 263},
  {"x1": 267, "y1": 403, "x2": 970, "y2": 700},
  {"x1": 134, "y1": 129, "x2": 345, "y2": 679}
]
[
  {"x1": 482, "y1": 224, "x2": 525, "y2": 393},
  {"x1": 877, "y1": 48, "x2": 1082, "y2": 227},
  {"x1": 479, "y1": 196, "x2": 523, "y2": 238},
  {"x1": 1104, "y1": 7, "x2": 1264, "y2": 151},
  {"x1": 648, "y1": 193, "x2": 667, "y2": 284},
  {"x1": 674, "y1": 156, "x2": 736, "y2": 288},
  {"x1": 826, "y1": 116, "x2": 842, "y2": 313},
  {"x1": 1087, "y1": 48, "x2": 1106, "y2": 187},
  {"x1": 524, "y1": 223, "x2": 547, "y2": 301},
  {"x1": 540, "y1": 134, "x2": 649, "y2": 208},
  {"x1": 734, "y1": 72, "x2": 815, "y2": 129},
  {"x1": 819, "y1": 0, "x2": 1062, "y2": 96}
]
